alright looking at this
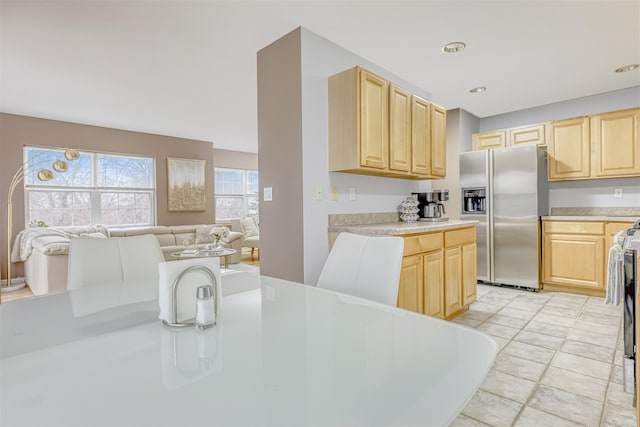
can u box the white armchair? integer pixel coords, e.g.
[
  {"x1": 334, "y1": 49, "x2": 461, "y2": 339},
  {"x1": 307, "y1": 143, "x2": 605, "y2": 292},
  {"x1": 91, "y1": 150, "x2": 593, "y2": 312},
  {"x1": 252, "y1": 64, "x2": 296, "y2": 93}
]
[{"x1": 231, "y1": 218, "x2": 260, "y2": 259}]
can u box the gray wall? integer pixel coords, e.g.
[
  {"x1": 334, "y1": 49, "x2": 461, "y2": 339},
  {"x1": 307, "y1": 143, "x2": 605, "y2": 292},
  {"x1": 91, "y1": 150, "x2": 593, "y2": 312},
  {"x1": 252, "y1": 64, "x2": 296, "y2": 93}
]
[
  {"x1": 258, "y1": 27, "x2": 438, "y2": 284},
  {"x1": 257, "y1": 29, "x2": 304, "y2": 282},
  {"x1": 213, "y1": 149, "x2": 258, "y2": 170},
  {"x1": 474, "y1": 87, "x2": 640, "y2": 209}
]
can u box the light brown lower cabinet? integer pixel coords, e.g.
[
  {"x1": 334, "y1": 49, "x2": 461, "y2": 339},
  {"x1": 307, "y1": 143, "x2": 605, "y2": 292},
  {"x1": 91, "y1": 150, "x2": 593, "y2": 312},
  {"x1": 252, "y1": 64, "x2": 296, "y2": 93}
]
[
  {"x1": 397, "y1": 227, "x2": 476, "y2": 319},
  {"x1": 542, "y1": 220, "x2": 634, "y2": 297}
]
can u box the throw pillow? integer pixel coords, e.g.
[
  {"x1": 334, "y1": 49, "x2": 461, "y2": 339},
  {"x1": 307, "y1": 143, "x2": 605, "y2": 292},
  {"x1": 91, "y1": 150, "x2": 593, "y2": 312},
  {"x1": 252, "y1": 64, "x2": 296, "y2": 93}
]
[
  {"x1": 241, "y1": 217, "x2": 259, "y2": 238},
  {"x1": 80, "y1": 232, "x2": 107, "y2": 239}
]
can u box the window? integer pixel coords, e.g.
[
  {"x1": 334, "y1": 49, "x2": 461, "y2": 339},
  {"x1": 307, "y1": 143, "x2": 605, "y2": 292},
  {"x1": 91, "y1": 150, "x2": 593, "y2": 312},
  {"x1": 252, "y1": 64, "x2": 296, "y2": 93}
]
[
  {"x1": 214, "y1": 168, "x2": 258, "y2": 221},
  {"x1": 25, "y1": 147, "x2": 156, "y2": 227}
]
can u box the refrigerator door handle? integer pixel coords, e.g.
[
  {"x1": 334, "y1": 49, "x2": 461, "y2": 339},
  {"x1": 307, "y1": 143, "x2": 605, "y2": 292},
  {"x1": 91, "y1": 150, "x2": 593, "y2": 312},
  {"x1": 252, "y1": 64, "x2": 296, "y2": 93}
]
[{"x1": 487, "y1": 151, "x2": 494, "y2": 283}]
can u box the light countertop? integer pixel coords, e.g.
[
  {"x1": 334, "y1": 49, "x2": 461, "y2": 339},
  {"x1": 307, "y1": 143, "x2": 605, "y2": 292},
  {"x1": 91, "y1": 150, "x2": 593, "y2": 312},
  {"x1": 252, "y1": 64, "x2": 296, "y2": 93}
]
[
  {"x1": 328, "y1": 219, "x2": 478, "y2": 236},
  {"x1": 542, "y1": 216, "x2": 640, "y2": 222}
]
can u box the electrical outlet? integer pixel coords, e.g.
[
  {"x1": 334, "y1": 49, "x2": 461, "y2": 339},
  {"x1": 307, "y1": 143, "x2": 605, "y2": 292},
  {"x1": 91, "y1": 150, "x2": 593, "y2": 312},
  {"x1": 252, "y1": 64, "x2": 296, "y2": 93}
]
[
  {"x1": 614, "y1": 188, "x2": 623, "y2": 199},
  {"x1": 331, "y1": 186, "x2": 338, "y2": 201},
  {"x1": 349, "y1": 187, "x2": 356, "y2": 201},
  {"x1": 315, "y1": 184, "x2": 323, "y2": 201}
]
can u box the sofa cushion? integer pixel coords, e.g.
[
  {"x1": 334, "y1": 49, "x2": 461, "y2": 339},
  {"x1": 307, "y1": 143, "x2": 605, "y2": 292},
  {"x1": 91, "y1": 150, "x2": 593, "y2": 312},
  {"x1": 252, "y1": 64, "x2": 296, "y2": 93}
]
[
  {"x1": 241, "y1": 217, "x2": 259, "y2": 237},
  {"x1": 31, "y1": 236, "x2": 71, "y2": 256}
]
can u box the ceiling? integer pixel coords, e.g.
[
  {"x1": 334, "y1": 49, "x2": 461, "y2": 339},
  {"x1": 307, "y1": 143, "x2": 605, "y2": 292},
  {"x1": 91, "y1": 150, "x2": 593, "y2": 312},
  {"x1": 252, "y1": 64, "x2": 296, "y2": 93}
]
[{"x1": 1, "y1": 1, "x2": 639, "y2": 153}]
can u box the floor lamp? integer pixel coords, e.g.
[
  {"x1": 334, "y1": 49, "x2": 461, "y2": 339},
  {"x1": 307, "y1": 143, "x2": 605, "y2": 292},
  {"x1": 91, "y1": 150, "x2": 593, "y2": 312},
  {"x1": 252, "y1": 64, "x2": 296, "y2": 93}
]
[{"x1": 2, "y1": 147, "x2": 80, "y2": 303}]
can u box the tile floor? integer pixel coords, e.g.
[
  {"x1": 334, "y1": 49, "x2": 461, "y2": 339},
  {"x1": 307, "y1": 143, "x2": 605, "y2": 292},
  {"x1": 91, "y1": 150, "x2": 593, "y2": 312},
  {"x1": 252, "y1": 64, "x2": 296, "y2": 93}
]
[{"x1": 451, "y1": 284, "x2": 636, "y2": 427}]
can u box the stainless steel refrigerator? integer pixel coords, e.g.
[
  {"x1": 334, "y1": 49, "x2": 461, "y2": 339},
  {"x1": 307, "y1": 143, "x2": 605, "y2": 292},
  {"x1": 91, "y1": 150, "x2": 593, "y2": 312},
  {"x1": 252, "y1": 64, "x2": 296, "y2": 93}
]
[{"x1": 459, "y1": 145, "x2": 548, "y2": 290}]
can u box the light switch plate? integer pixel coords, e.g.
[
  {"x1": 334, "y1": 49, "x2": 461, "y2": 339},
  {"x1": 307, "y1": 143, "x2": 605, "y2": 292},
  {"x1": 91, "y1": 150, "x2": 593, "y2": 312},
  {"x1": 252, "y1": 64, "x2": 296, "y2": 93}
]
[
  {"x1": 264, "y1": 187, "x2": 273, "y2": 201},
  {"x1": 614, "y1": 188, "x2": 623, "y2": 199},
  {"x1": 349, "y1": 187, "x2": 356, "y2": 201}
]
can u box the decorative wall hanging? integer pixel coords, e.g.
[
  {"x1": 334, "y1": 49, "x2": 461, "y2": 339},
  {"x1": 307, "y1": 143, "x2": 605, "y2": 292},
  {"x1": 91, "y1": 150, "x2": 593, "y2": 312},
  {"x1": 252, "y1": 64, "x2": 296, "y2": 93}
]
[{"x1": 167, "y1": 158, "x2": 206, "y2": 212}]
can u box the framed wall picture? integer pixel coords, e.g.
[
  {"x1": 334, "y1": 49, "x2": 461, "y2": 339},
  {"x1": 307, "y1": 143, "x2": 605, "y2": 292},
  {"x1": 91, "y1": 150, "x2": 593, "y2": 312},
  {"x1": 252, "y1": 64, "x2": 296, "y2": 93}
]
[{"x1": 167, "y1": 158, "x2": 206, "y2": 212}]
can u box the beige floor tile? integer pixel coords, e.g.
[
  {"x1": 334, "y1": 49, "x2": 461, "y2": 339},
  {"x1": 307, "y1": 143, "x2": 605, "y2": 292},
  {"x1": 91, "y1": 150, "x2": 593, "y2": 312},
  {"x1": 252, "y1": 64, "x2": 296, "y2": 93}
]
[
  {"x1": 505, "y1": 299, "x2": 544, "y2": 312},
  {"x1": 531, "y1": 312, "x2": 575, "y2": 328},
  {"x1": 539, "y1": 305, "x2": 581, "y2": 318},
  {"x1": 477, "y1": 322, "x2": 521, "y2": 340},
  {"x1": 485, "y1": 313, "x2": 529, "y2": 329},
  {"x1": 480, "y1": 370, "x2": 536, "y2": 404},
  {"x1": 523, "y1": 320, "x2": 569, "y2": 338},
  {"x1": 492, "y1": 354, "x2": 547, "y2": 382},
  {"x1": 496, "y1": 307, "x2": 537, "y2": 321},
  {"x1": 578, "y1": 311, "x2": 622, "y2": 327},
  {"x1": 614, "y1": 349, "x2": 623, "y2": 366},
  {"x1": 606, "y1": 381, "x2": 636, "y2": 409},
  {"x1": 461, "y1": 390, "x2": 522, "y2": 427},
  {"x1": 468, "y1": 301, "x2": 504, "y2": 315},
  {"x1": 528, "y1": 384, "x2": 603, "y2": 425},
  {"x1": 514, "y1": 406, "x2": 582, "y2": 427},
  {"x1": 602, "y1": 403, "x2": 637, "y2": 427},
  {"x1": 489, "y1": 335, "x2": 510, "y2": 352},
  {"x1": 514, "y1": 330, "x2": 564, "y2": 350},
  {"x1": 449, "y1": 414, "x2": 491, "y2": 427},
  {"x1": 502, "y1": 341, "x2": 556, "y2": 365},
  {"x1": 551, "y1": 352, "x2": 612, "y2": 380},
  {"x1": 566, "y1": 327, "x2": 618, "y2": 348},
  {"x1": 540, "y1": 366, "x2": 608, "y2": 401},
  {"x1": 452, "y1": 316, "x2": 483, "y2": 328},
  {"x1": 477, "y1": 294, "x2": 517, "y2": 305},
  {"x1": 561, "y1": 339, "x2": 614, "y2": 363},
  {"x1": 458, "y1": 310, "x2": 493, "y2": 322},
  {"x1": 572, "y1": 319, "x2": 620, "y2": 336},
  {"x1": 610, "y1": 364, "x2": 623, "y2": 384},
  {"x1": 582, "y1": 302, "x2": 622, "y2": 318}
]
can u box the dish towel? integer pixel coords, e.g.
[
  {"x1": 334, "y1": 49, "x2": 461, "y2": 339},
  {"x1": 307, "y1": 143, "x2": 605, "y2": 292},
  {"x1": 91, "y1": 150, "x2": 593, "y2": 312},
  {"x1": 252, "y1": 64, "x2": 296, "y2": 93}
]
[
  {"x1": 604, "y1": 236, "x2": 624, "y2": 306},
  {"x1": 159, "y1": 258, "x2": 221, "y2": 324}
]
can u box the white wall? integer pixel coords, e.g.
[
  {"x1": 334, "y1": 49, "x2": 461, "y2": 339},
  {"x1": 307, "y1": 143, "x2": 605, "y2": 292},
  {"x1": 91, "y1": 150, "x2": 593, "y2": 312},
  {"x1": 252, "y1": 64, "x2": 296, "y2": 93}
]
[{"x1": 298, "y1": 28, "x2": 434, "y2": 285}]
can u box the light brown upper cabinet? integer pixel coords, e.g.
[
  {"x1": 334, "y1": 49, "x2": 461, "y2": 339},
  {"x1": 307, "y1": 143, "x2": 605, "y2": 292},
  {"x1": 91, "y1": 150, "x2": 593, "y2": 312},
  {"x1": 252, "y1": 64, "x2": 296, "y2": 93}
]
[
  {"x1": 430, "y1": 103, "x2": 447, "y2": 178},
  {"x1": 509, "y1": 123, "x2": 546, "y2": 147},
  {"x1": 389, "y1": 84, "x2": 411, "y2": 173},
  {"x1": 329, "y1": 66, "x2": 446, "y2": 179},
  {"x1": 472, "y1": 123, "x2": 547, "y2": 151},
  {"x1": 472, "y1": 130, "x2": 506, "y2": 151},
  {"x1": 592, "y1": 108, "x2": 640, "y2": 178},
  {"x1": 548, "y1": 116, "x2": 591, "y2": 180},
  {"x1": 548, "y1": 108, "x2": 640, "y2": 181}
]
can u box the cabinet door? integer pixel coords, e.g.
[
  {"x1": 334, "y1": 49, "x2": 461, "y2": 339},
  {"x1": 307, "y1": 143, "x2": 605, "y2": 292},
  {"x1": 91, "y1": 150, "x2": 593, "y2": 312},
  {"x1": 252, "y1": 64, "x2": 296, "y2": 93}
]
[
  {"x1": 444, "y1": 246, "x2": 462, "y2": 317},
  {"x1": 592, "y1": 108, "x2": 640, "y2": 178},
  {"x1": 430, "y1": 103, "x2": 447, "y2": 177},
  {"x1": 605, "y1": 222, "x2": 634, "y2": 246},
  {"x1": 423, "y1": 251, "x2": 444, "y2": 319},
  {"x1": 509, "y1": 124, "x2": 546, "y2": 147},
  {"x1": 398, "y1": 255, "x2": 423, "y2": 313},
  {"x1": 389, "y1": 84, "x2": 411, "y2": 173},
  {"x1": 472, "y1": 131, "x2": 506, "y2": 151},
  {"x1": 411, "y1": 95, "x2": 431, "y2": 176},
  {"x1": 462, "y1": 243, "x2": 477, "y2": 306},
  {"x1": 548, "y1": 117, "x2": 590, "y2": 180},
  {"x1": 543, "y1": 233, "x2": 604, "y2": 290},
  {"x1": 359, "y1": 69, "x2": 388, "y2": 170}
]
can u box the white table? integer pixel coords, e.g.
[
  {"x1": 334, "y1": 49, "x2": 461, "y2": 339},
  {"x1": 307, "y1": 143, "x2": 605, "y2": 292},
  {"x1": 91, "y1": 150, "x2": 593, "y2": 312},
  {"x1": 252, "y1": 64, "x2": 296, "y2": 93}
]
[{"x1": 0, "y1": 276, "x2": 496, "y2": 426}]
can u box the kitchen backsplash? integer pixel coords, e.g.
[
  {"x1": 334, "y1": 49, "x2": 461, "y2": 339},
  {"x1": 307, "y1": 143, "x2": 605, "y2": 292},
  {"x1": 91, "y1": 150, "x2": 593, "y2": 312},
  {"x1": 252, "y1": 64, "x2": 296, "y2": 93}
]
[{"x1": 550, "y1": 207, "x2": 640, "y2": 217}]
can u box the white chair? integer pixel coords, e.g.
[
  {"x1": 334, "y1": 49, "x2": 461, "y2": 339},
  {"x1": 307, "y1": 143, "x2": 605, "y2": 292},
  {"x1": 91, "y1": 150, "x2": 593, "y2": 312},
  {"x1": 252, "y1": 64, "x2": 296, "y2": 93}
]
[
  {"x1": 231, "y1": 217, "x2": 260, "y2": 259},
  {"x1": 316, "y1": 232, "x2": 404, "y2": 306},
  {"x1": 67, "y1": 234, "x2": 165, "y2": 290}
]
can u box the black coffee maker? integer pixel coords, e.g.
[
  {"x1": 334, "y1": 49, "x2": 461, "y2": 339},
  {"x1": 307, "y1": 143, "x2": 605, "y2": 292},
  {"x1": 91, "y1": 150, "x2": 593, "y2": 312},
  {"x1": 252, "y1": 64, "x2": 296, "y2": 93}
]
[{"x1": 412, "y1": 190, "x2": 450, "y2": 221}]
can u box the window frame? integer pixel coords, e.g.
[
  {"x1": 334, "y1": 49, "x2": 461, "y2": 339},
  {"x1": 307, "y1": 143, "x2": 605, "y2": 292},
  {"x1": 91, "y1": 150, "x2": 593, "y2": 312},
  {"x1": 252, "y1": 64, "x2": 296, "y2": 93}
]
[
  {"x1": 214, "y1": 167, "x2": 258, "y2": 222},
  {"x1": 23, "y1": 147, "x2": 157, "y2": 228}
]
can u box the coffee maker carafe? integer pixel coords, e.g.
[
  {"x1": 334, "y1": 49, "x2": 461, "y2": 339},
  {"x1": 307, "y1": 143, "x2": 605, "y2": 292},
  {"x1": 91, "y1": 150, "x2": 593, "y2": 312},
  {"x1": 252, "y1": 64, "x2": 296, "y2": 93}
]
[{"x1": 412, "y1": 190, "x2": 449, "y2": 222}]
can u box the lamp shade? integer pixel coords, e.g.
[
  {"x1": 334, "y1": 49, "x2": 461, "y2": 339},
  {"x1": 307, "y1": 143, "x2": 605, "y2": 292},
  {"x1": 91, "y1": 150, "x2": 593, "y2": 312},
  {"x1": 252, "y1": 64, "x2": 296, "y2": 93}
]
[
  {"x1": 37, "y1": 169, "x2": 54, "y2": 181},
  {"x1": 52, "y1": 160, "x2": 69, "y2": 172}
]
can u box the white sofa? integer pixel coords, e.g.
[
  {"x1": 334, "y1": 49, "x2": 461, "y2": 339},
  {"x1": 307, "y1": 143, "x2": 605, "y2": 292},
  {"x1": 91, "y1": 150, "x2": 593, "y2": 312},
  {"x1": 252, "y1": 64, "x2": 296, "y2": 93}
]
[{"x1": 15, "y1": 224, "x2": 242, "y2": 296}]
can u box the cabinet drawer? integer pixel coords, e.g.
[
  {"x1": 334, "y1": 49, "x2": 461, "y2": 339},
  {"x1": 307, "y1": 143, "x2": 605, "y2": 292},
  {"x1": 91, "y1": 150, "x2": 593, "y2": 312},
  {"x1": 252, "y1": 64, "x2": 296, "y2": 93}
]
[
  {"x1": 543, "y1": 221, "x2": 604, "y2": 235},
  {"x1": 403, "y1": 232, "x2": 443, "y2": 256},
  {"x1": 444, "y1": 227, "x2": 476, "y2": 247}
]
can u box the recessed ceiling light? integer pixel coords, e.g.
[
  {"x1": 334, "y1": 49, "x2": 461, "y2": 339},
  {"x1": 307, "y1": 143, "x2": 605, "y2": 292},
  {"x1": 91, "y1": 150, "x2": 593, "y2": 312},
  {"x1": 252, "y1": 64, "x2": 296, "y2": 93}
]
[
  {"x1": 615, "y1": 64, "x2": 639, "y2": 73},
  {"x1": 442, "y1": 41, "x2": 466, "y2": 53},
  {"x1": 469, "y1": 86, "x2": 486, "y2": 94}
]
